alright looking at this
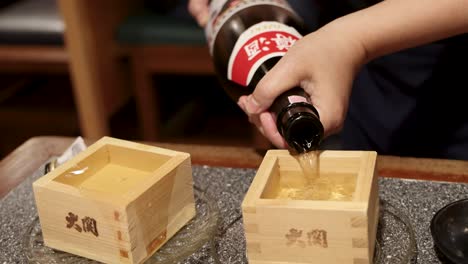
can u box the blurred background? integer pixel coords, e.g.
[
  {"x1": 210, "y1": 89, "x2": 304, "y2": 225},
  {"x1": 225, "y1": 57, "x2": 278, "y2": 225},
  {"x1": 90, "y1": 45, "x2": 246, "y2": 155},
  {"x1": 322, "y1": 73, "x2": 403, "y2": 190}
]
[{"x1": 0, "y1": 0, "x2": 266, "y2": 159}]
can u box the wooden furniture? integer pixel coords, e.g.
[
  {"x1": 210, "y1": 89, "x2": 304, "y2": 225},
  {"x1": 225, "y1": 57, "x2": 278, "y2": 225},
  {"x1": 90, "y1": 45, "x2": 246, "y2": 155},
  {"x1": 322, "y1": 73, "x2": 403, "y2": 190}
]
[
  {"x1": 3, "y1": 136, "x2": 468, "y2": 200},
  {"x1": 33, "y1": 137, "x2": 195, "y2": 263},
  {"x1": 128, "y1": 45, "x2": 214, "y2": 141},
  {"x1": 56, "y1": 0, "x2": 143, "y2": 139},
  {"x1": 0, "y1": 0, "x2": 74, "y2": 157},
  {"x1": 117, "y1": 12, "x2": 214, "y2": 141},
  {"x1": 0, "y1": 0, "x2": 136, "y2": 147},
  {"x1": 242, "y1": 150, "x2": 379, "y2": 264},
  {"x1": 0, "y1": 46, "x2": 67, "y2": 73},
  {"x1": 0, "y1": 136, "x2": 267, "y2": 200},
  {"x1": 53, "y1": 0, "x2": 268, "y2": 148},
  {"x1": 2, "y1": 137, "x2": 468, "y2": 263},
  {"x1": 116, "y1": 10, "x2": 271, "y2": 148},
  {"x1": 0, "y1": 0, "x2": 68, "y2": 73},
  {"x1": 54, "y1": 0, "x2": 216, "y2": 141}
]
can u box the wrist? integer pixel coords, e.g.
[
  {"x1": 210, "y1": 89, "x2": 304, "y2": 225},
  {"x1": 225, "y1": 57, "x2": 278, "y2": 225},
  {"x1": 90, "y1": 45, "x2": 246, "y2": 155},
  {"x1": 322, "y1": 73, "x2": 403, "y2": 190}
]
[{"x1": 317, "y1": 18, "x2": 369, "y2": 74}]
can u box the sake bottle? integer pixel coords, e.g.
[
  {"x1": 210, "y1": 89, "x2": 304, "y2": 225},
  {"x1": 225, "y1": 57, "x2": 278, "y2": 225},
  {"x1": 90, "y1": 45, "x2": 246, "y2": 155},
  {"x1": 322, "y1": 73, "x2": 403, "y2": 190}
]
[{"x1": 205, "y1": 0, "x2": 324, "y2": 153}]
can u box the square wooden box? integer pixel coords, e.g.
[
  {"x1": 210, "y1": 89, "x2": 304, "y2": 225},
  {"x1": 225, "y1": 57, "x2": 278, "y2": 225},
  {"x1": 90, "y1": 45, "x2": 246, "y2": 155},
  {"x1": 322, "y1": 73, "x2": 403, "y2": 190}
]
[
  {"x1": 33, "y1": 137, "x2": 196, "y2": 264},
  {"x1": 242, "y1": 150, "x2": 379, "y2": 264}
]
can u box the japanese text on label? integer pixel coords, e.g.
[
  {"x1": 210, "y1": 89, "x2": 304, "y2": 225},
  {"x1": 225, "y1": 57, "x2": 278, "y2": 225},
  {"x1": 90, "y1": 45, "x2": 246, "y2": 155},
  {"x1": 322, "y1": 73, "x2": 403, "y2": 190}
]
[{"x1": 65, "y1": 212, "x2": 99, "y2": 237}]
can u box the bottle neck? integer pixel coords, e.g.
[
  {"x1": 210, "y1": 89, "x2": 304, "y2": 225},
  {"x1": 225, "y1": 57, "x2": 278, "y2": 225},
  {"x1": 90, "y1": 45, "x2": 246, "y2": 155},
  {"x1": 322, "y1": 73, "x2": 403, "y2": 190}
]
[
  {"x1": 248, "y1": 57, "x2": 324, "y2": 153},
  {"x1": 277, "y1": 102, "x2": 324, "y2": 153}
]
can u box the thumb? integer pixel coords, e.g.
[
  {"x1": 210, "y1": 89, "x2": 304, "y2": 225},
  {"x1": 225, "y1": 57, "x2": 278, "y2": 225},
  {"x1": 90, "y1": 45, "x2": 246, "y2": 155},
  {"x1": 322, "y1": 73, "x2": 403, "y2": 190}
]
[{"x1": 245, "y1": 57, "x2": 304, "y2": 114}]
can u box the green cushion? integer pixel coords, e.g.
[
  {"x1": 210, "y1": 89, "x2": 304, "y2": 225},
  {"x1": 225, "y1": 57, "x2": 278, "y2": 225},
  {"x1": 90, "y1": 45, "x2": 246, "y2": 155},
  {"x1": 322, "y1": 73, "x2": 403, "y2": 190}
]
[{"x1": 116, "y1": 12, "x2": 206, "y2": 45}]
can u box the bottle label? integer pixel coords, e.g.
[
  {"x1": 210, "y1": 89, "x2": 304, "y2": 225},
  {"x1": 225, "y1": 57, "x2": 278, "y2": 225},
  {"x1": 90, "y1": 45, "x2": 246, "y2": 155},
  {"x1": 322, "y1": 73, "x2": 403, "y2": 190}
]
[
  {"x1": 205, "y1": 0, "x2": 296, "y2": 54},
  {"x1": 287, "y1": 95, "x2": 308, "y2": 104},
  {"x1": 228, "y1": 21, "x2": 302, "y2": 86}
]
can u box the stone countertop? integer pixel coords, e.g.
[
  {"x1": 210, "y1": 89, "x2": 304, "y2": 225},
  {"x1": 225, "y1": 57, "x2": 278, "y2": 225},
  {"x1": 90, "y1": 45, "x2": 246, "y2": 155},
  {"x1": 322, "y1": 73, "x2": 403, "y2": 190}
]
[{"x1": 1, "y1": 162, "x2": 467, "y2": 264}]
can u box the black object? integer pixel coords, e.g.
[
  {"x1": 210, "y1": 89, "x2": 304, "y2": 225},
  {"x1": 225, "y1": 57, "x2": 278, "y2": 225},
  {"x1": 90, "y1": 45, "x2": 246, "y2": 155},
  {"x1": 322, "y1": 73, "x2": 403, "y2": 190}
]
[
  {"x1": 430, "y1": 198, "x2": 468, "y2": 264},
  {"x1": 271, "y1": 86, "x2": 323, "y2": 153}
]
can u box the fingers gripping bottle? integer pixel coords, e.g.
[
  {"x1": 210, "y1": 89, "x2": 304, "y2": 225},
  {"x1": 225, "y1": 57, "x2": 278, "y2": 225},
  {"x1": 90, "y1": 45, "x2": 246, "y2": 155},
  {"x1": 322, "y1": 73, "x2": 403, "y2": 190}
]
[{"x1": 205, "y1": 0, "x2": 324, "y2": 153}]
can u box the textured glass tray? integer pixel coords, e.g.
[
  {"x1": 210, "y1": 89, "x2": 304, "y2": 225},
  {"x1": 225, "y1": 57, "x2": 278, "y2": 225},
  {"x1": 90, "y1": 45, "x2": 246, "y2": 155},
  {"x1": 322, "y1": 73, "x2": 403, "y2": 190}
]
[
  {"x1": 23, "y1": 196, "x2": 416, "y2": 264},
  {"x1": 374, "y1": 200, "x2": 418, "y2": 264},
  {"x1": 23, "y1": 187, "x2": 221, "y2": 264}
]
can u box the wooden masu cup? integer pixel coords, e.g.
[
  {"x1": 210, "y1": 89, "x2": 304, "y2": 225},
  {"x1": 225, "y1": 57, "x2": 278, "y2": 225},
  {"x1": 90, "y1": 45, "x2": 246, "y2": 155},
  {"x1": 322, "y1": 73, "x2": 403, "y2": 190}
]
[
  {"x1": 242, "y1": 150, "x2": 379, "y2": 264},
  {"x1": 33, "y1": 137, "x2": 196, "y2": 264}
]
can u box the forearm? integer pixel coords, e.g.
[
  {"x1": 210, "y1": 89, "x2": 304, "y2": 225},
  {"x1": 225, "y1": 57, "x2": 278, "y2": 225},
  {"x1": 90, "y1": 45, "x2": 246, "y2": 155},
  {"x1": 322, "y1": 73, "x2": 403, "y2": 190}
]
[{"x1": 330, "y1": 0, "x2": 468, "y2": 62}]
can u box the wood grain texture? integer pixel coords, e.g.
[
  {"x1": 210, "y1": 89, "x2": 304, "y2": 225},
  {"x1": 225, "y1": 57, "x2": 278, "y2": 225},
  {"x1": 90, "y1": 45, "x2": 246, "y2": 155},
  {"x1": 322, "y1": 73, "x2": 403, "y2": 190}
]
[
  {"x1": 126, "y1": 45, "x2": 214, "y2": 75},
  {"x1": 0, "y1": 45, "x2": 68, "y2": 73},
  {"x1": 126, "y1": 45, "x2": 214, "y2": 141},
  {"x1": 0, "y1": 46, "x2": 67, "y2": 64},
  {"x1": 241, "y1": 150, "x2": 379, "y2": 264},
  {"x1": 57, "y1": 0, "x2": 141, "y2": 139},
  {"x1": 2, "y1": 136, "x2": 468, "y2": 201},
  {"x1": 377, "y1": 155, "x2": 468, "y2": 183},
  {"x1": 0, "y1": 136, "x2": 72, "y2": 199},
  {"x1": 32, "y1": 137, "x2": 195, "y2": 264}
]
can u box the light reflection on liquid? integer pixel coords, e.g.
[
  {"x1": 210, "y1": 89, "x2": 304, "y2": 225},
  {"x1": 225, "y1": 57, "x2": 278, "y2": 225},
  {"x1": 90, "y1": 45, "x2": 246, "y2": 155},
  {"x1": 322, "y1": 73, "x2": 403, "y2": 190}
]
[{"x1": 277, "y1": 151, "x2": 356, "y2": 201}]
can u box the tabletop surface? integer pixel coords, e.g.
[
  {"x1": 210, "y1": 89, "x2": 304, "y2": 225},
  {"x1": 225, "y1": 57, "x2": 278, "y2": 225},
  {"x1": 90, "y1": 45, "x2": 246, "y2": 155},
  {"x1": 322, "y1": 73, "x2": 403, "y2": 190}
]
[
  {"x1": 2, "y1": 136, "x2": 468, "y2": 200},
  {"x1": 1, "y1": 136, "x2": 468, "y2": 264}
]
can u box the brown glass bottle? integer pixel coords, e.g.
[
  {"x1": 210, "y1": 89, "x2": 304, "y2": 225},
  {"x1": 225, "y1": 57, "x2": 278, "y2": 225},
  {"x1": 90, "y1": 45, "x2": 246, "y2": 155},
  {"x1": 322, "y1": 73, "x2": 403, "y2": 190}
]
[{"x1": 205, "y1": 0, "x2": 324, "y2": 153}]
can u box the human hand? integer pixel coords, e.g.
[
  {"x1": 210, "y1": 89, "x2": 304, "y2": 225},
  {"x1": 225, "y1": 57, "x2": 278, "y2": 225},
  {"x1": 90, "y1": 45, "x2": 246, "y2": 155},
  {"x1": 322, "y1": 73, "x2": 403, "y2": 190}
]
[
  {"x1": 188, "y1": 0, "x2": 210, "y2": 27},
  {"x1": 237, "y1": 19, "x2": 368, "y2": 149}
]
